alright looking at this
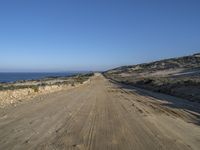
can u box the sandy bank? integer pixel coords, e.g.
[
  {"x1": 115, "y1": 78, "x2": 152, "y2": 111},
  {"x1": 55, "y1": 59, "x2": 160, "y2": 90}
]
[{"x1": 0, "y1": 78, "x2": 91, "y2": 108}]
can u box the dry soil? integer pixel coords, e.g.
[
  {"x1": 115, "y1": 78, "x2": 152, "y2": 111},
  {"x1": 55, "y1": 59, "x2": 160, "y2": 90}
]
[{"x1": 0, "y1": 73, "x2": 199, "y2": 150}]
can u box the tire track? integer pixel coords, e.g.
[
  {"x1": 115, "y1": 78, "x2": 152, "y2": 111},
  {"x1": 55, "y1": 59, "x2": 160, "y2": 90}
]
[{"x1": 0, "y1": 74, "x2": 199, "y2": 150}]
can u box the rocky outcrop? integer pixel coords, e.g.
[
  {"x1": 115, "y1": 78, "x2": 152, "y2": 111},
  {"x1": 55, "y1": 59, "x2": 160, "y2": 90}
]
[{"x1": 0, "y1": 80, "x2": 90, "y2": 108}]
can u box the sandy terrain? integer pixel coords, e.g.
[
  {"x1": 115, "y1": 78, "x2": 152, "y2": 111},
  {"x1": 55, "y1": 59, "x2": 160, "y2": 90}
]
[
  {"x1": 104, "y1": 53, "x2": 200, "y2": 102},
  {"x1": 0, "y1": 73, "x2": 199, "y2": 150},
  {"x1": 0, "y1": 75, "x2": 92, "y2": 108},
  {"x1": 0, "y1": 81, "x2": 87, "y2": 108}
]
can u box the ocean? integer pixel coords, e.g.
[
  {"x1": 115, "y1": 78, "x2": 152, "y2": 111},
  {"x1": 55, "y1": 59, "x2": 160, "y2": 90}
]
[{"x1": 0, "y1": 72, "x2": 79, "y2": 83}]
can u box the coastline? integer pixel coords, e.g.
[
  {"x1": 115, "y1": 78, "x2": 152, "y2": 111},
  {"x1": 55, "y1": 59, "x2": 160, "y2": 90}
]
[
  {"x1": 0, "y1": 72, "x2": 88, "y2": 83},
  {"x1": 0, "y1": 73, "x2": 93, "y2": 108}
]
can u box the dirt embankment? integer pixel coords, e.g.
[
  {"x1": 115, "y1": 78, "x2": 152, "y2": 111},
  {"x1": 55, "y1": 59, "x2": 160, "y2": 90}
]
[
  {"x1": 104, "y1": 53, "x2": 200, "y2": 103},
  {"x1": 105, "y1": 75, "x2": 200, "y2": 103},
  {"x1": 0, "y1": 74, "x2": 93, "y2": 108}
]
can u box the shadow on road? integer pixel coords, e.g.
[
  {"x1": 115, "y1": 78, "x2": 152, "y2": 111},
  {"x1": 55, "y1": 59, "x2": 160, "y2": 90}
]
[{"x1": 109, "y1": 79, "x2": 200, "y2": 126}]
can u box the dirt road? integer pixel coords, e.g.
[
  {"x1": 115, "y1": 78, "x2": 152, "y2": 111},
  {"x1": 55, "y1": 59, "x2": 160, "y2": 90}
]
[{"x1": 0, "y1": 73, "x2": 200, "y2": 150}]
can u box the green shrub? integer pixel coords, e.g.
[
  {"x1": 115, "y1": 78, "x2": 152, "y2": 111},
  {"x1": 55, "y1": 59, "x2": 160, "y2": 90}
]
[{"x1": 31, "y1": 86, "x2": 39, "y2": 92}]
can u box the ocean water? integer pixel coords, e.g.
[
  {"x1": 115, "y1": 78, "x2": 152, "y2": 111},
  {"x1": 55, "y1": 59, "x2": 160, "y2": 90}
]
[{"x1": 0, "y1": 72, "x2": 78, "y2": 83}]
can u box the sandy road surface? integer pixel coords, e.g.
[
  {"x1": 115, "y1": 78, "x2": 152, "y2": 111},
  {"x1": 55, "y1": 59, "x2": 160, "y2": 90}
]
[{"x1": 0, "y1": 73, "x2": 200, "y2": 150}]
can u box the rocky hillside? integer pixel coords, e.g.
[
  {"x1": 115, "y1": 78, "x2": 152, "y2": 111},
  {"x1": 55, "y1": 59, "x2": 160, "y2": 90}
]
[
  {"x1": 107, "y1": 53, "x2": 200, "y2": 75},
  {"x1": 104, "y1": 53, "x2": 200, "y2": 102}
]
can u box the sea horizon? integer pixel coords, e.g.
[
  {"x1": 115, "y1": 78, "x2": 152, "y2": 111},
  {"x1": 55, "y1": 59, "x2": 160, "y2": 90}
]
[{"x1": 0, "y1": 71, "x2": 90, "y2": 83}]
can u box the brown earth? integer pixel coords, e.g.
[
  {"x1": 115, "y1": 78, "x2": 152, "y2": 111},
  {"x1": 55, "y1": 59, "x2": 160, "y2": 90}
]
[
  {"x1": 0, "y1": 73, "x2": 199, "y2": 150},
  {"x1": 104, "y1": 53, "x2": 200, "y2": 102}
]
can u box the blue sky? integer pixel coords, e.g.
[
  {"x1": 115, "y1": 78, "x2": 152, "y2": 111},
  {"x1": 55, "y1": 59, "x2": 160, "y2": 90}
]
[{"x1": 0, "y1": 0, "x2": 200, "y2": 72}]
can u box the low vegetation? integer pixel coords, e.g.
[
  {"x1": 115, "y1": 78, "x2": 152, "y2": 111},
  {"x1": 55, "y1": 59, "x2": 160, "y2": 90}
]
[
  {"x1": 0, "y1": 73, "x2": 94, "y2": 92},
  {"x1": 0, "y1": 85, "x2": 39, "y2": 92},
  {"x1": 104, "y1": 53, "x2": 200, "y2": 103}
]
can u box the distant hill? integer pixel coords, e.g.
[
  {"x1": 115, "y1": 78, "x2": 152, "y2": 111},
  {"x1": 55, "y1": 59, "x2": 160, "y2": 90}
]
[
  {"x1": 104, "y1": 53, "x2": 200, "y2": 102},
  {"x1": 106, "y1": 53, "x2": 200, "y2": 75}
]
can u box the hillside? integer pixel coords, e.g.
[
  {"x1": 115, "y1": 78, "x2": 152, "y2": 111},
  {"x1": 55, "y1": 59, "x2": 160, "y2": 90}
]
[{"x1": 104, "y1": 53, "x2": 200, "y2": 102}]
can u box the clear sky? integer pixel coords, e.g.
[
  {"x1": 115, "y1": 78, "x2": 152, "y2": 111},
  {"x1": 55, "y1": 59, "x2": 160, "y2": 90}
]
[{"x1": 0, "y1": 0, "x2": 200, "y2": 72}]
